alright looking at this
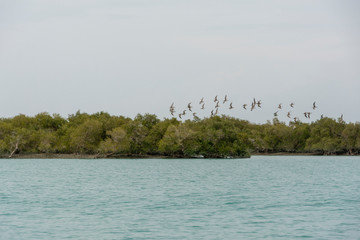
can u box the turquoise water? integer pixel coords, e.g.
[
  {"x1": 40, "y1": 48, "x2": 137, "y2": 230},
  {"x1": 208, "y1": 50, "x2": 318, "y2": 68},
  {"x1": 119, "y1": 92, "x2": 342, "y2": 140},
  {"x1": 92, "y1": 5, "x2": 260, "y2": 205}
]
[{"x1": 0, "y1": 156, "x2": 359, "y2": 239}]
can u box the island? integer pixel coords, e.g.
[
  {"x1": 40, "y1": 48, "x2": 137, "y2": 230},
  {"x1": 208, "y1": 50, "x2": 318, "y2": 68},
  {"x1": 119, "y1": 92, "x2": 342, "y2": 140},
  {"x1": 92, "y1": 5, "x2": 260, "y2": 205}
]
[{"x1": 0, "y1": 111, "x2": 359, "y2": 159}]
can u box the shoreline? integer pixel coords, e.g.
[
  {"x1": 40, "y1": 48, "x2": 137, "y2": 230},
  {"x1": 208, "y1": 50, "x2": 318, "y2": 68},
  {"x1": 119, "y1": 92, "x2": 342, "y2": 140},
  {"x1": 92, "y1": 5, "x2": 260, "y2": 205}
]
[
  {"x1": 0, "y1": 153, "x2": 248, "y2": 159},
  {"x1": 0, "y1": 152, "x2": 358, "y2": 159},
  {"x1": 252, "y1": 152, "x2": 359, "y2": 156},
  {"x1": 0, "y1": 153, "x2": 171, "y2": 159}
]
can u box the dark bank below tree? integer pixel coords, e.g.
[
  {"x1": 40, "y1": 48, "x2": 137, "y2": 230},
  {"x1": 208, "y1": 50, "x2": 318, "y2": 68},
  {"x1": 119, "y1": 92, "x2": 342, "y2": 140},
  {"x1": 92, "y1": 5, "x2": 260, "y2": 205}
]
[{"x1": 0, "y1": 111, "x2": 359, "y2": 159}]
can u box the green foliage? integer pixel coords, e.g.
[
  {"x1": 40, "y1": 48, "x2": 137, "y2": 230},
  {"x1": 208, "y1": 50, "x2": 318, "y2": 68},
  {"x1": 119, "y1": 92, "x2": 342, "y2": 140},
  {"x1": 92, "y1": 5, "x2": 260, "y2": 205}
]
[
  {"x1": 99, "y1": 127, "x2": 130, "y2": 154},
  {"x1": 195, "y1": 116, "x2": 250, "y2": 157},
  {"x1": 305, "y1": 118, "x2": 346, "y2": 154},
  {"x1": 35, "y1": 112, "x2": 66, "y2": 130},
  {"x1": 143, "y1": 118, "x2": 179, "y2": 154},
  {"x1": 37, "y1": 130, "x2": 57, "y2": 153},
  {"x1": 159, "y1": 122, "x2": 199, "y2": 156},
  {"x1": 288, "y1": 122, "x2": 311, "y2": 151},
  {"x1": 341, "y1": 123, "x2": 360, "y2": 154},
  {"x1": 0, "y1": 112, "x2": 359, "y2": 157},
  {"x1": 69, "y1": 119, "x2": 103, "y2": 153}
]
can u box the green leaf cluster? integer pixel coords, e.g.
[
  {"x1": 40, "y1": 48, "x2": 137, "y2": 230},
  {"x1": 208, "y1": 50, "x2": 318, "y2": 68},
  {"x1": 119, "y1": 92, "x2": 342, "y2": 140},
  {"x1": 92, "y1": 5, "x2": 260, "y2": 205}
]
[{"x1": 0, "y1": 112, "x2": 359, "y2": 158}]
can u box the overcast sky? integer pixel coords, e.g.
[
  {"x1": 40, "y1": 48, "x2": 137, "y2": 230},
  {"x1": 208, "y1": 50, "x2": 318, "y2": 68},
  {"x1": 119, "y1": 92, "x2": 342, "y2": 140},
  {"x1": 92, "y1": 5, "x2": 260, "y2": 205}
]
[{"x1": 1, "y1": 0, "x2": 359, "y2": 123}]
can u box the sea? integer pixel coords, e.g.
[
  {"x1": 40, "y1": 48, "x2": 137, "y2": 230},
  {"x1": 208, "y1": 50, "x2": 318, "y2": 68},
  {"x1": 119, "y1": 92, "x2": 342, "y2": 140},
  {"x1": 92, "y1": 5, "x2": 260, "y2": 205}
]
[{"x1": 0, "y1": 156, "x2": 359, "y2": 239}]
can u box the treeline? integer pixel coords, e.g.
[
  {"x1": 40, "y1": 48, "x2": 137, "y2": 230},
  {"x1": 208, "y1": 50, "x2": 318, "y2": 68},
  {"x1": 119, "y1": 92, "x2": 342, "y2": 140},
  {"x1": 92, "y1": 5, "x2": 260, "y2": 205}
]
[{"x1": 0, "y1": 111, "x2": 359, "y2": 158}]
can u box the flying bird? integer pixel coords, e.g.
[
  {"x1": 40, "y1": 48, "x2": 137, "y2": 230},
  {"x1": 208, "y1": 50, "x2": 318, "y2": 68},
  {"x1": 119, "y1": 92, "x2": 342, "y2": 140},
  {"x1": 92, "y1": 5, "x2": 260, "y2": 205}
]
[
  {"x1": 287, "y1": 112, "x2": 291, "y2": 118},
  {"x1": 290, "y1": 103, "x2": 294, "y2": 108},
  {"x1": 214, "y1": 95, "x2": 218, "y2": 102},
  {"x1": 223, "y1": 95, "x2": 228, "y2": 104},
  {"x1": 229, "y1": 102, "x2": 234, "y2": 109},
  {"x1": 278, "y1": 104, "x2": 282, "y2": 109},
  {"x1": 201, "y1": 103, "x2": 205, "y2": 110},
  {"x1": 251, "y1": 102, "x2": 256, "y2": 111},
  {"x1": 252, "y1": 98, "x2": 257, "y2": 109},
  {"x1": 313, "y1": 102, "x2": 317, "y2": 110},
  {"x1": 215, "y1": 101, "x2": 220, "y2": 108},
  {"x1": 187, "y1": 103, "x2": 192, "y2": 112},
  {"x1": 243, "y1": 104, "x2": 247, "y2": 110},
  {"x1": 169, "y1": 103, "x2": 175, "y2": 116},
  {"x1": 304, "y1": 112, "x2": 311, "y2": 119},
  {"x1": 257, "y1": 100, "x2": 262, "y2": 108},
  {"x1": 199, "y1": 97, "x2": 204, "y2": 104},
  {"x1": 274, "y1": 111, "x2": 278, "y2": 117}
]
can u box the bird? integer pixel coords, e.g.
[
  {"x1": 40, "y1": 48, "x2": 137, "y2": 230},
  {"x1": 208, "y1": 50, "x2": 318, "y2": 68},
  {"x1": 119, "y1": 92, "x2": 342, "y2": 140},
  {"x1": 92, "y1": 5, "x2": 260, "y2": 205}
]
[
  {"x1": 304, "y1": 112, "x2": 311, "y2": 119},
  {"x1": 215, "y1": 108, "x2": 219, "y2": 115},
  {"x1": 182, "y1": 110, "x2": 186, "y2": 115},
  {"x1": 252, "y1": 98, "x2": 257, "y2": 109},
  {"x1": 339, "y1": 114, "x2": 344, "y2": 123},
  {"x1": 251, "y1": 102, "x2": 256, "y2": 111},
  {"x1": 193, "y1": 112, "x2": 198, "y2": 118},
  {"x1": 293, "y1": 117, "x2": 298, "y2": 122},
  {"x1": 243, "y1": 104, "x2": 247, "y2": 110},
  {"x1": 290, "y1": 103, "x2": 294, "y2": 108},
  {"x1": 199, "y1": 97, "x2": 204, "y2": 104},
  {"x1": 214, "y1": 95, "x2": 218, "y2": 102},
  {"x1": 187, "y1": 103, "x2": 192, "y2": 112},
  {"x1": 278, "y1": 103, "x2": 282, "y2": 109},
  {"x1": 178, "y1": 114, "x2": 182, "y2": 119},
  {"x1": 287, "y1": 112, "x2": 291, "y2": 118},
  {"x1": 215, "y1": 101, "x2": 220, "y2": 108},
  {"x1": 274, "y1": 111, "x2": 278, "y2": 117},
  {"x1": 229, "y1": 102, "x2": 234, "y2": 110},
  {"x1": 169, "y1": 103, "x2": 175, "y2": 116},
  {"x1": 223, "y1": 95, "x2": 228, "y2": 104},
  {"x1": 210, "y1": 110, "x2": 214, "y2": 117},
  {"x1": 257, "y1": 100, "x2": 262, "y2": 108},
  {"x1": 321, "y1": 114, "x2": 323, "y2": 119},
  {"x1": 313, "y1": 102, "x2": 317, "y2": 110},
  {"x1": 201, "y1": 103, "x2": 205, "y2": 110}
]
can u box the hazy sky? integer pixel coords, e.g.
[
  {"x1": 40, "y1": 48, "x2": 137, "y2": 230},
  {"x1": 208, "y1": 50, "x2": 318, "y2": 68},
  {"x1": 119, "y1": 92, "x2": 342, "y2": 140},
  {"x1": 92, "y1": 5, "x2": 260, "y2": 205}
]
[{"x1": 1, "y1": 0, "x2": 359, "y2": 123}]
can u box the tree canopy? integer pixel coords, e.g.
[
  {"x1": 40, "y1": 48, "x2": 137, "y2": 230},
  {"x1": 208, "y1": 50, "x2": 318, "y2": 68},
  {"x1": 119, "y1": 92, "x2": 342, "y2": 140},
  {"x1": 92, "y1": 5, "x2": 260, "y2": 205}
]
[{"x1": 0, "y1": 112, "x2": 359, "y2": 158}]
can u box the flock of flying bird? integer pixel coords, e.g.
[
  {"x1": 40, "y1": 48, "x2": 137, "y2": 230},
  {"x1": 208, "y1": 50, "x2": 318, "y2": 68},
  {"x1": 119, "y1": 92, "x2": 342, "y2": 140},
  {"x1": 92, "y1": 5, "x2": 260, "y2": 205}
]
[{"x1": 169, "y1": 95, "x2": 344, "y2": 123}]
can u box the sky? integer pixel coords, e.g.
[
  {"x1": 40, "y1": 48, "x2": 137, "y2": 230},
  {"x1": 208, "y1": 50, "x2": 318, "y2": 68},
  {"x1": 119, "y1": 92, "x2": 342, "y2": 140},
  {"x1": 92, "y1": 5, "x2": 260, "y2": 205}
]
[{"x1": 0, "y1": 0, "x2": 359, "y2": 123}]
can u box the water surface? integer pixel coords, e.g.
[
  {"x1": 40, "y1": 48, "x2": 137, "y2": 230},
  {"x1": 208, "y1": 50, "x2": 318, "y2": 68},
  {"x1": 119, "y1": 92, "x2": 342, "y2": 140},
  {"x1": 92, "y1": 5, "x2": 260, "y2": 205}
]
[{"x1": 1, "y1": 156, "x2": 359, "y2": 239}]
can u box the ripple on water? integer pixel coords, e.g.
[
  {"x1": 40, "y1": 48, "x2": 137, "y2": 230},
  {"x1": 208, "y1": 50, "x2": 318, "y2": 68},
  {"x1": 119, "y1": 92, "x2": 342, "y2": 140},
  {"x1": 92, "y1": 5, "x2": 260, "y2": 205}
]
[{"x1": 0, "y1": 156, "x2": 359, "y2": 239}]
